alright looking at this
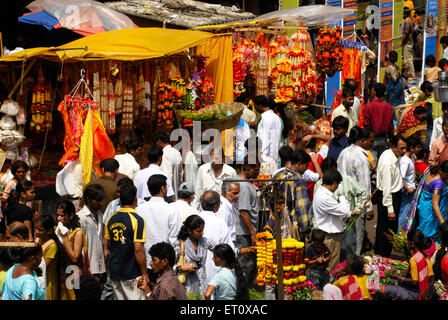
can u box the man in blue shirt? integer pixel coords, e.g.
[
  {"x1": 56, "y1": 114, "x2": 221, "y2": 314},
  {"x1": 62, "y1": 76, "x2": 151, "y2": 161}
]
[{"x1": 328, "y1": 116, "x2": 350, "y2": 161}]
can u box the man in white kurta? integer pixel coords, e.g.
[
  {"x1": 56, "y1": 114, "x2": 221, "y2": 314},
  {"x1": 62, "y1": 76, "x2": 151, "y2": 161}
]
[
  {"x1": 155, "y1": 133, "x2": 183, "y2": 200},
  {"x1": 217, "y1": 181, "x2": 240, "y2": 243},
  {"x1": 199, "y1": 191, "x2": 235, "y2": 285},
  {"x1": 254, "y1": 95, "x2": 282, "y2": 162},
  {"x1": 193, "y1": 149, "x2": 237, "y2": 209}
]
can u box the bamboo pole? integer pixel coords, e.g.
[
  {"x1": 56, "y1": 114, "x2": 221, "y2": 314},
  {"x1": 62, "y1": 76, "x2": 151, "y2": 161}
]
[
  {"x1": 0, "y1": 242, "x2": 38, "y2": 247},
  {"x1": 8, "y1": 58, "x2": 37, "y2": 99}
]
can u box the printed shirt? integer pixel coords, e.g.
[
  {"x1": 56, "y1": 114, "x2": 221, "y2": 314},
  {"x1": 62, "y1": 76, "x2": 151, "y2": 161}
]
[
  {"x1": 105, "y1": 208, "x2": 146, "y2": 281},
  {"x1": 149, "y1": 270, "x2": 187, "y2": 300},
  {"x1": 77, "y1": 206, "x2": 106, "y2": 275},
  {"x1": 273, "y1": 167, "x2": 311, "y2": 234}
]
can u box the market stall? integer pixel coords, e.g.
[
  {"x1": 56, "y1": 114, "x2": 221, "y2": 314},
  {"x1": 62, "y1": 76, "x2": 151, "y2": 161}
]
[
  {"x1": 194, "y1": 5, "x2": 374, "y2": 152},
  {"x1": 0, "y1": 27, "x2": 234, "y2": 213}
]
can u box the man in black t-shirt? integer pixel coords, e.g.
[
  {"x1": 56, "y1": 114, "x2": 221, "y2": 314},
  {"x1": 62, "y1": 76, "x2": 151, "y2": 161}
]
[{"x1": 104, "y1": 183, "x2": 148, "y2": 300}]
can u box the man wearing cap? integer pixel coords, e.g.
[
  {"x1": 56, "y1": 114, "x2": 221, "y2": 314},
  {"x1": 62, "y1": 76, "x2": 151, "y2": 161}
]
[{"x1": 169, "y1": 182, "x2": 199, "y2": 227}]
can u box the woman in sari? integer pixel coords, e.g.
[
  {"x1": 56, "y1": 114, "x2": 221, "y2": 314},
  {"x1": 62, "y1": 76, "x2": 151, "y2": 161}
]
[
  {"x1": 384, "y1": 50, "x2": 406, "y2": 107},
  {"x1": 56, "y1": 200, "x2": 90, "y2": 275},
  {"x1": 379, "y1": 229, "x2": 434, "y2": 300},
  {"x1": 331, "y1": 254, "x2": 372, "y2": 300},
  {"x1": 397, "y1": 103, "x2": 427, "y2": 142},
  {"x1": 176, "y1": 215, "x2": 217, "y2": 297},
  {"x1": 403, "y1": 161, "x2": 448, "y2": 244}
]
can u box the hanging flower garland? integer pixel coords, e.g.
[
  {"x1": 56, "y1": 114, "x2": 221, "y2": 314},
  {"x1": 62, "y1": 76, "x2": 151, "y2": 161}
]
[
  {"x1": 30, "y1": 85, "x2": 52, "y2": 133},
  {"x1": 315, "y1": 25, "x2": 343, "y2": 77}
]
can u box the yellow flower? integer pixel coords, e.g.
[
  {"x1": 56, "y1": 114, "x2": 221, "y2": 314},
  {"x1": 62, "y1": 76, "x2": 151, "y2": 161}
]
[{"x1": 298, "y1": 276, "x2": 307, "y2": 283}]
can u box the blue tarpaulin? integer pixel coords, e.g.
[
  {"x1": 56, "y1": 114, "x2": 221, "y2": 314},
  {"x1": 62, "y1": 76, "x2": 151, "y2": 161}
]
[{"x1": 18, "y1": 10, "x2": 58, "y2": 30}]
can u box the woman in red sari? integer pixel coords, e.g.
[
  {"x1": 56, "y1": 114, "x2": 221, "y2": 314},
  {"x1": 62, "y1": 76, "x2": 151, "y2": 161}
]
[
  {"x1": 397, "y1": 103, "x2": 427, "y2": 142},
  {"x1": 379, "y1": 229, "x2": 434, "y2": 300}
]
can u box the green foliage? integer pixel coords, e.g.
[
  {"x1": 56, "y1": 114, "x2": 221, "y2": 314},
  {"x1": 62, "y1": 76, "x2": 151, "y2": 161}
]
[
  {"x1": 296, "y1": 110, "x2": 315, "y2": 124},
  {"x1": 385, "y1": 228, "x2": 412, "y2": 260},
  {"x1": 249, "y1": 288, "x2": 266, "y2": 300},
  {"x1": 186, "y1": 290, "x2": 204, "y2": 300},
  {"x1": 180, "y1": 106, "x2": 227, "y2": 121}
]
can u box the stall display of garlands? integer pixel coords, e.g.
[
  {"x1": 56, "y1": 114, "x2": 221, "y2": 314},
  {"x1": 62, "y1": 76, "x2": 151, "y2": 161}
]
[
  {"x1": 72, "y1": 55, "x2": 216, "y2": 133},
  {"x1": 232, "y1": 29, "x2": 322, "y2": 105}
]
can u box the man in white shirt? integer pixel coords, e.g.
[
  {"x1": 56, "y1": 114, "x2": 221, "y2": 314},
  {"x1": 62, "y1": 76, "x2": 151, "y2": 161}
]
[
  {"x1": 134, "y1": 146, "x2": 175, "y2": 202},
  {"x1": 77, "y1": 183, "x2": 107, "y2": 284},
  {"x1": 199, "y1": 190, "x2": 234, "y2": 284},
  {"x1": 135, "y1": 174, "x2": 181, "y2": 284},
  {"x1": 375, "y1": 135, "x2": 407, "y2": 258},
  {"x1": 245, "y1": 136, "x2": 277, "y2": 177},
  {"x1": 441, "y1": 36, "x2": 448, "y2": 60},
  {"x1": 331, "y1": 87, "x2": 357, "y2": 133},
  {"x1": 254, "y1": 95, "x2": 282, "y2": 162},
  {"x1": 217, "y1": 181, "x2": 240, "y2": 243},
  {"x1": 169, "y1": 182, "x2": 199, "y2": 227},
  {"x1": 56, "y1": 158, "x2": 95, "y2": 211},
  {"x1": 343, "y1": 79, "x2": 362, "y2": 124},
  {"x1": 155, "y1": 132, "x2": 183, "y2": 200},
  {"x1": 313, "y1": 168, "x2": 355, "y2": 272},
  {"x1": 193, "y1": 148, "x2": 237, "y2": 209},
  {"x1": 430, "y1": 102, "x2": 448, "y2": 148},
  {"x1": 114, "y1": 136, "x2": 142, "y2": 181}
]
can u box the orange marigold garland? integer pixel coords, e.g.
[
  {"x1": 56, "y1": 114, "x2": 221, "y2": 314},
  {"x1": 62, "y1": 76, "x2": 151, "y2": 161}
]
[{"x1": 315, "y1": 25, "x2": 343, "y2": 77}]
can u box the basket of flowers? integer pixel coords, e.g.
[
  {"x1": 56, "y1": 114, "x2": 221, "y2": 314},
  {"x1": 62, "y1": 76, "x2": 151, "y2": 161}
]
[{"x1": 178, "y1": 102, "x2": 244, "y2": 131}]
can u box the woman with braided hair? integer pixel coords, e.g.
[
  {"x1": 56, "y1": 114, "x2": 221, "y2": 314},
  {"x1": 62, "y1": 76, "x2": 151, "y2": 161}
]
[{"x1": 35, "y1": 215, "x2": 75, "y2": 300}]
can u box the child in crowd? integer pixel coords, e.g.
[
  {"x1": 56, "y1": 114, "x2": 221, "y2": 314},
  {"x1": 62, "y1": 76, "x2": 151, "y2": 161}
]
[
  {"x1": 304, "y1": 229, "x2": 331, "y2": 290},
  {"x1": 398, "y1": 136, "x2": 421, "y2": 232},
  {"x1": 1, "y1": 160, "x2": 29, "y2": 205},
  {"x1": 328, "y1": 116, "x2": 350, "y2": 162},
  {"x1": 424, "y1": 55, "x2": 442, "y2": 83},
  {"x1": 414, "y1": 147, "x2": 430, "y2": 183}
]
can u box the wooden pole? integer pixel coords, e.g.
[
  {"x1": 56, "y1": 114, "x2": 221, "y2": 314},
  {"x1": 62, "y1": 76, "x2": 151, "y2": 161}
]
[
  {"x1": 273, "y1": 182, "x2": 285, "y2": 300},
  {"x1": 8, "y1": 58, "x2": 37, "y2": 99}
]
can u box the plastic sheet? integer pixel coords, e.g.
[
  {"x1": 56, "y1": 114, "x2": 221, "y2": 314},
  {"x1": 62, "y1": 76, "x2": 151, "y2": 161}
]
[
  {"x1": 253, "y1": 5, "x2": 356, "y2": 28},
  {"x1": 26, "y1": 0, "x2": 137, "y2": 35}
]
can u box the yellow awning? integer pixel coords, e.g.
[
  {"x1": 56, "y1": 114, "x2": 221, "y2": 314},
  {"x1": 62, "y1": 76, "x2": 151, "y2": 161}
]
[
  {"x1": 54, "y1": 27, "x2": 216, "y2": 61},
  {"x1": 0, "y1": 47, "x2": 58, "y2": 62}
]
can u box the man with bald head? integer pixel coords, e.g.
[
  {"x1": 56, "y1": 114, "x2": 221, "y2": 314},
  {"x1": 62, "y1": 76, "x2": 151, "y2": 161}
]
[
  {"x1": 217, "y1": 181, "x2": 240, "y2": 243},
  {"x1": 199, "y1": 190, "x2": 234, "y2": 284},
  {"x1": 4, "y1": 221, "x2": 29, "y2": 242}
]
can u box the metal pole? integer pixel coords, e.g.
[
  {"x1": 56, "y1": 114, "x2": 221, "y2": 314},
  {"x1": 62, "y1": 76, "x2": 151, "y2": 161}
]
[{"x1": 273, "y1": 182, "x2": 284, "y2": 300}]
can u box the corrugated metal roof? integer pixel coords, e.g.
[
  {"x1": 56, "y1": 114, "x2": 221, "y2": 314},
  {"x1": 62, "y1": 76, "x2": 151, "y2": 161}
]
[{"x1": 104, "y1": 0, "x2": 255, "y2": 28}]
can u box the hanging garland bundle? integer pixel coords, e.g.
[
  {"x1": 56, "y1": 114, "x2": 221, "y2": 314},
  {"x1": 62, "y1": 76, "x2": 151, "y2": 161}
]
[
  {"x1": 30, "y1": 85, "x2": 52, "y2": 133},
  {"x1": 121, "y1": 85, "x2": 133, "y2": 130},
  {"x1": 315, "y1": 25, "x2": 343, "y2": 77}
]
